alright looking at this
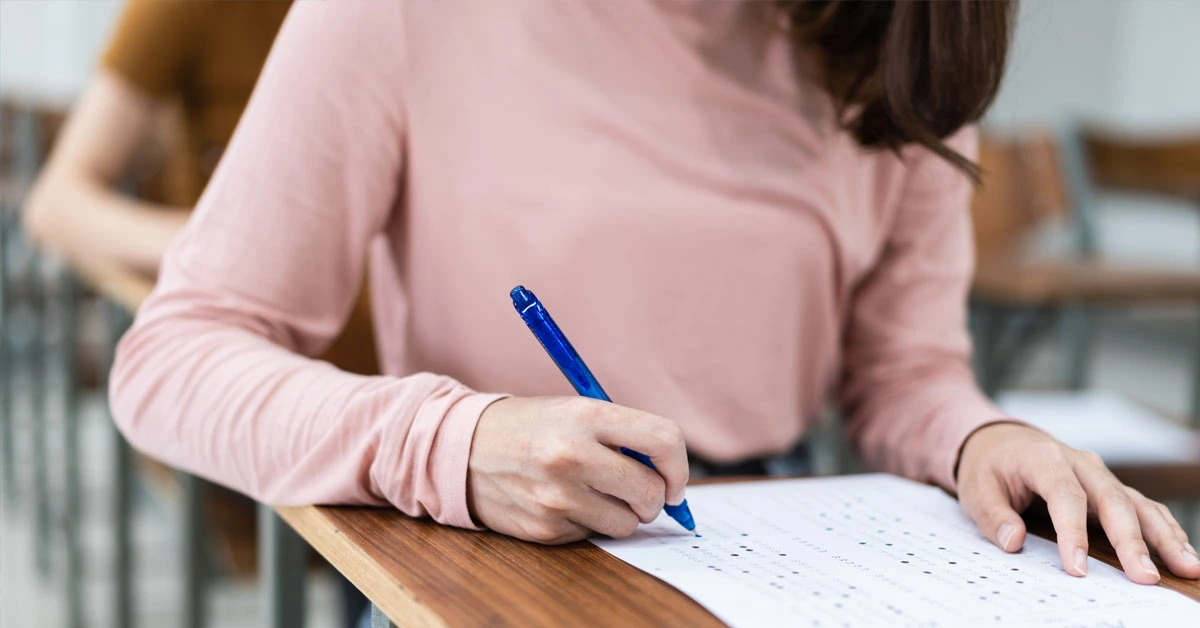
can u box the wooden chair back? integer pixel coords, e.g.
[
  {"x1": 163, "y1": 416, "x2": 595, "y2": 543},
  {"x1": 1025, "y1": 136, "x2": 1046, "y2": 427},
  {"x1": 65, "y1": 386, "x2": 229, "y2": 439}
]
[
  {"x1": 972, "y1": 131, "x2": 1072, "y2": 264},
  {"x1": 1080, "y1": 129, "x2": 1200, "y2": 202}
]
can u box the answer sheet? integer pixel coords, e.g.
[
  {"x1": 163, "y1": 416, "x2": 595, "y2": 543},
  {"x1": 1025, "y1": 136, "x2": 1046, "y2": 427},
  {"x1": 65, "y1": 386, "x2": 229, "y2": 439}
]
[{"x1": 592, "y1": 474, "x2": 1198, "y2": 627}]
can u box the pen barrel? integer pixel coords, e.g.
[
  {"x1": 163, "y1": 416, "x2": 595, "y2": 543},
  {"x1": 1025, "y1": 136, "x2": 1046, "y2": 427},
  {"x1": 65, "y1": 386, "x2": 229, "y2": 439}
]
[
  {"x1": 512, "y1": 287, "x2": 611, "y2": 401},
  {"x1": 619, "y1": 446, "x2": 655, "y2": 468}
]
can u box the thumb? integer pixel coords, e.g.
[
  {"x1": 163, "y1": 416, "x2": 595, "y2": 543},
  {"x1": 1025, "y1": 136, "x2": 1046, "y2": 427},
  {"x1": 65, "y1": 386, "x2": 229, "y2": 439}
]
[{"x1": 962, "y1": 474, "x2": 1026, "y2": 553}]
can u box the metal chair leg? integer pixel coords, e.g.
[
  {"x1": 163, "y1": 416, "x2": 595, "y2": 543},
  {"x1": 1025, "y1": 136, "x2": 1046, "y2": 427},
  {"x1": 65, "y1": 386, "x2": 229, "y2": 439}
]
[
  {"x1": 182, "y1": 473, "x2": 208, "y2": 628},
  {"x1": 28, "y1": 260, "x2": 51, "y2": 578},
  {"x1": 57, "y1": 274, "x2": 83, "y2": 628},
  {"x1": 113, "y1": 422, "x2": 135, "y2": 628},
  {"x1": 0, "y1": 205, "x2": 13, "y2": 506},
  {"x1": 1063, "y1": 306, "x2": 1094, "y2": 390},
  {"x1": 971, "y1": 303, "x2": 1004, "y2": 397},
  {"x1": 370, "y1": 604, "x2": 396, "y2": 628},
  {"x1": 106, "y1": 305, "x2": 135, "y2": 628},
  {"x1": 0, "y1": 309, "x2": 11, "y2": 507},
  {"x1": 261, "y1": 503, "x2": 307, "y2": 628}
]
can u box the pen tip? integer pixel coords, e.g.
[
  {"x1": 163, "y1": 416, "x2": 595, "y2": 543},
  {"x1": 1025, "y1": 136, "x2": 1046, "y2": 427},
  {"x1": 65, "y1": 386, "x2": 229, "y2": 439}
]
[{"x1": 693, "y1": 529, "x2": 701, "y2": 538}]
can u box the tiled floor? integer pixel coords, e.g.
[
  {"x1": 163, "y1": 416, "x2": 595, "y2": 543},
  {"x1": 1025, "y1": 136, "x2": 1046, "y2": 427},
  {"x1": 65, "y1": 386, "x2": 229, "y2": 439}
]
[{"x1": 3, "y1": 310, "x2": 1199, "y2": 627}]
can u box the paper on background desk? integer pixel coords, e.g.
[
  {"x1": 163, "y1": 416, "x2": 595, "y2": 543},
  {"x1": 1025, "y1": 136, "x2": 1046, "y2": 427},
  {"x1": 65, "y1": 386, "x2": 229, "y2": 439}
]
[
  {"x1": 592, "y1": 474, "x2": 1199, "y2": 627},
  {"x1": 996, "y1": 390, "x2": 1200, "y2": 464}
]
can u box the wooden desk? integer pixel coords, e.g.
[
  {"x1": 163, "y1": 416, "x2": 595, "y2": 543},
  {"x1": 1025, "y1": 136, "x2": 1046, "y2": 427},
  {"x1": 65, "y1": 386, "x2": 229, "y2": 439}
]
[
  {"x1": 279, "y1": 477, "x2": 1200, "y2": 628},
  {"x1": 1112, "y1": 463, "x2": 1200, "y2": 502}
]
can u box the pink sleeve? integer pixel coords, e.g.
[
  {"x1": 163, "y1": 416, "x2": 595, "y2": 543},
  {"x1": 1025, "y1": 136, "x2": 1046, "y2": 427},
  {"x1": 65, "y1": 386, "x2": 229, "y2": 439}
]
[
  {"x1": 839, "y1": 127, "x2": 1011, "y2": 493},
  {"x1": 108, "y1": 0, "x2": 502, "y2": 529}
]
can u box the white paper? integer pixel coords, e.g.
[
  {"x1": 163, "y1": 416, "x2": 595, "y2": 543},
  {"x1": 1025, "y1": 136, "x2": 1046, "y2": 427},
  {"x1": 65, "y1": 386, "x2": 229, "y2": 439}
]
[
  {"x1": 996, "y1": 390, "x2": 1200, "y2": 464},
  {"x1": 592, "y1": 474, "x2": 1199, "y2": 627}
]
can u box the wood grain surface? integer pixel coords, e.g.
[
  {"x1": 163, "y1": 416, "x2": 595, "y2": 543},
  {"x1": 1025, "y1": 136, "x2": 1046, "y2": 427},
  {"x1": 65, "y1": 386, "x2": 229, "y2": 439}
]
[
  {"x1": 972, "y1": 259, "x2": 1200, "y2": 307},
  {"x1": 277, "y1": 476, "x2": 1200, "y2": 627},
  {"x1": 1110, "y1": 463, "x2": 1200, "y2": 502}
]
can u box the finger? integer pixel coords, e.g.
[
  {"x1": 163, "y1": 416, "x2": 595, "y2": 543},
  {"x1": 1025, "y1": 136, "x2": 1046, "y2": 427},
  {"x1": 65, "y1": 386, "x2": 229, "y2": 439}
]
[
  {"x1": 1071, "y1": 455, "x2": 1158, "y2": 584},
  {"x1": 524, "y1": 481, "x2": 603, "y2": 544},
  {"x1": 588, "y1": 403, "x2": 689, "y2": 505},
  {"x1": 567, "y1": 489, "x2": 642, "y2": 539},
  {"x1": 1023, "y1": 458, "x2": 1090, "y2": 577},
  {"x1": 585, "y1": 446, "x2": 666, "y2": 523},
  {"x1": 960, "y1": 472, "x2": 1026, "y2": 553},
  {"x1": 1155, "y1": 502, "x2": 1194, "y2": 549},
  {"x1": 521, "y1": 517, "x2": 591, "y2": 545},
  {"x1": 1138, "y1": 498, "x2": 1200, "y2": 579}
]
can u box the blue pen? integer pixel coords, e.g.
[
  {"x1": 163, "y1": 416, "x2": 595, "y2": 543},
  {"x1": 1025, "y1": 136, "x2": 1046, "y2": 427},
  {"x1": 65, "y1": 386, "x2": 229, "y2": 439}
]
[{"x1": 510, "y1": 285, "x2": 698, "y2": 536}]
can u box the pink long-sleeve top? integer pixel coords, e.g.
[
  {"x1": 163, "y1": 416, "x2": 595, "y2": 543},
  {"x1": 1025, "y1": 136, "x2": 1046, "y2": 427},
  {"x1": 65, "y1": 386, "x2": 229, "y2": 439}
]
[{"x1": 110, "y1": 0, "x2": 1007, "y2": 530}]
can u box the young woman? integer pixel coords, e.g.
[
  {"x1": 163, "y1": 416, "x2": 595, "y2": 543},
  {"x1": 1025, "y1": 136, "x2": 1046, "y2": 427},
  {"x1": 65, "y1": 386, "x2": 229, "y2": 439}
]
[{"x1": 110, "y1": 0, "x2": 1199, "y2": 585}]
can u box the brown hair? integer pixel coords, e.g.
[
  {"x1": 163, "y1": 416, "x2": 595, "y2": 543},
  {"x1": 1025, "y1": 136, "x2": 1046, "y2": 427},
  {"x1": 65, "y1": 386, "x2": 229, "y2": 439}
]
[{"x1": 778, "y1": 0, "x2": 1015, "y2": 180}]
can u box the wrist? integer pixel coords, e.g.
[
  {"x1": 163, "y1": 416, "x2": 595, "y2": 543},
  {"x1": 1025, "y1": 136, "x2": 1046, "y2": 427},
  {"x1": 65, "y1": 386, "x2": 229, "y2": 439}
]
[{"x1": 954, "y1": 420, "x2": 1031, "y2": 486}]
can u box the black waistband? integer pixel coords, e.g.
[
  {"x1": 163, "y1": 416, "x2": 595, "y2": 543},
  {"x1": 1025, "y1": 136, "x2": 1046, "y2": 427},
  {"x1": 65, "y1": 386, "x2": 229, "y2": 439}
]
[{"x1": 689, "y1": 441, "x2": 811, "y2": 478}]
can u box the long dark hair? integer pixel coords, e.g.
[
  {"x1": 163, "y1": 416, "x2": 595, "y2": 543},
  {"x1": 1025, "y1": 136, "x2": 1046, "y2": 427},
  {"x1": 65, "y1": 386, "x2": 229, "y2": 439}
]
[{"x1": 779, "y1": 0, "x2": 1015, "y2": 180}]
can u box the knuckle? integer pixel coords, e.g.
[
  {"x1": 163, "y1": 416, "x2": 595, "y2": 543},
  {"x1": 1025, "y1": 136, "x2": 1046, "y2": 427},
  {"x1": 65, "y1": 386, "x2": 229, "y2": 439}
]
[
  {"x1": 532, "y1": 485, "x2": 572, "y2": 513},
  {"x1": 1098, "y1": 489, "x2": 1134, "y2": 513},
  {"x1": 1039, "y1": 440, "x2": 1069, "y2": 458},
  {"x1": 534, "y1": 438, "x2": 577, "y2": 471},
  {"x1": 978, "y1": 508, "x2": 1011, "y2": 529},
  {"x1": 636, "y1": 475, "x2": 667, "y2": 510},
  {"x1": 609, "y1": 513, "x2": 640, "y2": 539},
  {"x1": 560, "y1": 397, "x2": 599, "y2": 424},
  {"x1": 527, "y1": 522, "x2": 564, "y2": 544},
  {"x1": 636, "y1": 508, "x2": 659, "y2": 525},
  {"x1": 1056, "y1": 483, "x2": 1088, "y2": 504},
  {"x1": 617, "y1": 518, "x2": 640, "y2": 539},
  {"x1": 1111, "y1": 532, "x2": 1148, "y2": 553},
  {"x1": 1156, "y1": 502, "x2": 1183, "y2": 528},
  {"x1": 570, "y1": 395, "x2": 600, "y2": 415},
  {"x1": 1076, "y1": 450, "x2": 1104, "y2": 467},
  {"x1": 650, "y1": 421, "x2": 684, "y2": 451}
]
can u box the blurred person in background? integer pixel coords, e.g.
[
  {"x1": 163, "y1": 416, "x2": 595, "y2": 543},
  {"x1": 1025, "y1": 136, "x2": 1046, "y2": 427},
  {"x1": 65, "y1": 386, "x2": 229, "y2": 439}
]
[
  {"x1": 22, "y1": 0, "x2": 375, "y2": 624},
  {"x1": 110, "y1": 0, "x2": 1200, "y2": 598}
]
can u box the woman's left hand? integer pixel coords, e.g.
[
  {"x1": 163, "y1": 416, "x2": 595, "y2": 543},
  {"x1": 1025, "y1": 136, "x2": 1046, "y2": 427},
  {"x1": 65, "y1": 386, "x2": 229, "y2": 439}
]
[{"x1": 956, "y1": 422, "x2": 1200, "y2": 584}]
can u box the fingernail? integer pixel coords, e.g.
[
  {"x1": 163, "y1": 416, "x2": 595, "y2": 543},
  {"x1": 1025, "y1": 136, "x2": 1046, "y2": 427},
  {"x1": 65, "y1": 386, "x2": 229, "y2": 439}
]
[
  {"x1": 1183, "y1": 549, "x2": 1200, "y2": 565},
  {"x1": 1187, "y1": 542, "x2": 1197, "y2": 557},
  {"x1": 1074, "y1": 548, "x2": 1088, "y2": 576},
  {"x1": 997, "y1": 523, "x2": 1017, "y2": 550},
  {"x1": 1141, "y1": 554, "x2": 1160, "y2": 577}
]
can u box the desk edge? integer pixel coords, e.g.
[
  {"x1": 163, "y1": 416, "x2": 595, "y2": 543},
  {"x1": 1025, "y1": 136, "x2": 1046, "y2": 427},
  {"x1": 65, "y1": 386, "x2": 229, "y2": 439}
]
[{"x1": 275, "y1": 506, "x2": 448, "y2": 628}]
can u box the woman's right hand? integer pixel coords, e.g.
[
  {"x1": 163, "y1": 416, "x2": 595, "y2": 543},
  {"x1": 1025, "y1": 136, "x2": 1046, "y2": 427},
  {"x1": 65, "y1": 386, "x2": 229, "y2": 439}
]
[{"x1": 467, "y1": 396, "x2": 690, "y2": 544}]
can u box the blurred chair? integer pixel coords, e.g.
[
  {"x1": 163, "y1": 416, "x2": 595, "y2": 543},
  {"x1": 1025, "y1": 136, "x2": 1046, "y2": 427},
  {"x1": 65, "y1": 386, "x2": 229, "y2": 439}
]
[
  {"x1": 1079, "y1": 129, "x2": 1200, "y2": 420},
  {"x1": 970, "y1": 127, "x2": 1200, "y2": 505},
  {"x1": 970, "y1": 128, "x2": 1200, "y2": 418},
  {"x1": 0, "y1": 98, "x2": 85, "y2": 627}
]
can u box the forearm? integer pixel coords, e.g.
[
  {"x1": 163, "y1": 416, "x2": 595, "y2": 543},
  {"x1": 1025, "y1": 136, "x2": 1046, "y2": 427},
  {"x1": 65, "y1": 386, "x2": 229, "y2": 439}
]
[
  {"x1": 111, "y1": 297, "x2": 502, "y2": 525},
  {"x1": 24, "y1": 173, "x2": 189, "y2": 277}
]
